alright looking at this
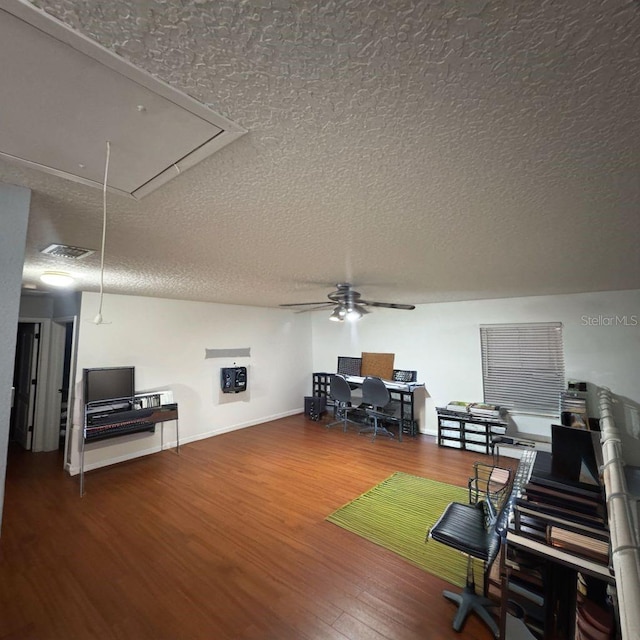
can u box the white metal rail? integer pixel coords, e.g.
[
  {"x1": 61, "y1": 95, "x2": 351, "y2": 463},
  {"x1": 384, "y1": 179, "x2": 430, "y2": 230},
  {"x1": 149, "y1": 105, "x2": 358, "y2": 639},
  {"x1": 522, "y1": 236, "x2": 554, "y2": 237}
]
[{"x1": 599, "y1": 388, "x2": 640, "y2": 640}]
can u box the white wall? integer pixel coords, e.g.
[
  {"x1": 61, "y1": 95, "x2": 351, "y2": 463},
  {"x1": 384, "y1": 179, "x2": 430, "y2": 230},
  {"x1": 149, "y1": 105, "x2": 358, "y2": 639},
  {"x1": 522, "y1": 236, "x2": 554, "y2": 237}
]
[
  {"x1": 70, "y1": 292, "x2": 312, "y2": 474},
  {"x1": 311, "y1": 290, "x2": 640, "y2": 460},
  {"x1": 19, "y1": 291, "x2": 80, "y2": 319},
  {"x1": 0, "y1": 184, "x2": 30, "y2": 531},
  {"x1": 68, "y1": 288, "x2": 640, "y2": 474}
]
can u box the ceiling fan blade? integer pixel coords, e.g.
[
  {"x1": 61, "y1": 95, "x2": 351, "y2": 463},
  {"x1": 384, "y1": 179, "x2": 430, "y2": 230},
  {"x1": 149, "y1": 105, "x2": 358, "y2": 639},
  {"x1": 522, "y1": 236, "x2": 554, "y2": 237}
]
[
  {"x1": 359, "y1": 300, "x2": 416, "y2": 310},
  {"x1": 293, "y1": 304, "x2": 335, "y2": 313},
  {"x1": 279, "y1": 301, "x2": 330, "y2": 307}
]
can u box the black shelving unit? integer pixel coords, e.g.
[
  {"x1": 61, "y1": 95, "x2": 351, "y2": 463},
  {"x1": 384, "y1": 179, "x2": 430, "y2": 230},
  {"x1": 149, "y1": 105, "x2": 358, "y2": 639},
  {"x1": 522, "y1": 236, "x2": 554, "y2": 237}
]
[{"x1": 501, "y1": 451, "x2": 616, "y2": 639}]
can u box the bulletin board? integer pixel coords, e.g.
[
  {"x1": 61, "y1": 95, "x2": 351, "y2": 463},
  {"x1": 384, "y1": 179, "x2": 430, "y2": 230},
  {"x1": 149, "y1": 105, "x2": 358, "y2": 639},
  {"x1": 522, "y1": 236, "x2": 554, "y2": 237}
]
[{"x1": 361, "y1": 352, "x2": 395, "y2": 380}]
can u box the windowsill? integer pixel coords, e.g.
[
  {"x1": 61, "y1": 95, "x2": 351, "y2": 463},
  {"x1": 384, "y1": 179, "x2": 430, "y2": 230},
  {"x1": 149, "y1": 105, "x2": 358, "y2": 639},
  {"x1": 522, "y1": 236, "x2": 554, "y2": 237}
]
[{"x1": 506, "y1": 410, "x2": 560, "y2": 419}]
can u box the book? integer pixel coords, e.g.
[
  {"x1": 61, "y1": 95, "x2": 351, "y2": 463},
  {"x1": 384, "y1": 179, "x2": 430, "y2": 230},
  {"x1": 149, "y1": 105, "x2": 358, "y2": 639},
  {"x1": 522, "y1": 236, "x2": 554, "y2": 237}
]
[
  {"x1": 523, "y1": 482, "x2": 603, "y2": 509},
  {"x1": 515, "y1": 497, "x2": 606, "y2": 529},
  {"x1": 576, "y1": 613, "x2": 614, "y2": 640},
  {"x1": 469, "y1": 402, "x2": 502, "y2": 417},
  {"x1": 446, "y1": 401, "x2": 470, "y2": 413},
  {"x1": 515, "y1": 502, "x2": 609, "y2": 540},
  {"x1": 508, "y1": 566, "x2": 544, "y2": 590},
  {"x1": 513, "y1": 513, "x2": 547, "y2": 541},
  {"x1": 521, "y1": 486, "x2": 605, "y2": 519},
  {"x1": 506, "y1": 532, "x2": 612, "y2": 579},
  {"x1": 578, "y1": 599, "x2": 615, "y2": 635},
  {"x1": 547, "y1": 526, "x2": 610, "y2": 565},
  {"x1": 528, "y1": 474, "x2": 601, "y2": 500}
]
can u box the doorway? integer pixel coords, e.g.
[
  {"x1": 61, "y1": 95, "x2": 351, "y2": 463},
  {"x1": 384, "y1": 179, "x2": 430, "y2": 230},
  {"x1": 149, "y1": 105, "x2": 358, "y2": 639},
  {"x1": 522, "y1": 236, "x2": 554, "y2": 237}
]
[
  {"x1": 10, "y1": 322, "x2": 41, "y2": 450},
  {"x1": 59, "y1": 322, "x2": 74, "y2": 450},
  {"x1": 10, "y1": 318, "x2": 76, "y2": 454}
]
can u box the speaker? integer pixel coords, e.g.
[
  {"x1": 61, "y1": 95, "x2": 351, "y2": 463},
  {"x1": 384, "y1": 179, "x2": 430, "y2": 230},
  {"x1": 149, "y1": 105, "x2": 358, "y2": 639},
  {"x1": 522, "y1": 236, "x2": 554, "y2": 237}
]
[
  {"x1": 221, "y1": 366, "x2": 247, "y2": 393},
  {"x1": 304, "y1": 396, "x2": 326, "y2": 421}
]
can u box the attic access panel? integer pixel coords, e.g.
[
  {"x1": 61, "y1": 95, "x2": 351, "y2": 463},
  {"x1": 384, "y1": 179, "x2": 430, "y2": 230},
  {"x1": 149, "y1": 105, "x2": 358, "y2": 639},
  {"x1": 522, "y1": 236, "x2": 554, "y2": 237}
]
[{"x1": 0, "y1": 0, "x2": 246, "y2": 199}]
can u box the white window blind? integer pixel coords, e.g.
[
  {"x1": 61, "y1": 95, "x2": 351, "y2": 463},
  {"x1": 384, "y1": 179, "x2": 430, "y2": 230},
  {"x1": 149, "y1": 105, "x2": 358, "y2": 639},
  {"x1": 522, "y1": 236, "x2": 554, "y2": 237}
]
[{"x1": 480, "y1": 322, "x2": 565, "y2": 414}]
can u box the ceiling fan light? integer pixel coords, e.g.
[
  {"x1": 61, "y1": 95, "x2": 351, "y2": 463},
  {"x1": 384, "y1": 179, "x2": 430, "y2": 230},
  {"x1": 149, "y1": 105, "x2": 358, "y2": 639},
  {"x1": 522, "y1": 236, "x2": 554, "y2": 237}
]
[
  {"x1": 329, "y1": 306, "x2": 346, "y2": 322},
  {"x1": 40, "y1": 271, "x2": 75, "y2": 287},
  {"x1": 346, "y1": 303, "x2": 370, "y2": 322}
]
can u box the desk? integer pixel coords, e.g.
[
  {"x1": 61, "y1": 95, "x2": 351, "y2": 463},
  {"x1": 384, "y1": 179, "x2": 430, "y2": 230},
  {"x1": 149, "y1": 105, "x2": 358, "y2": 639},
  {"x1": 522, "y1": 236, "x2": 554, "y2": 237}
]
[{"x1": 312, "y1": 372, "x2": 424, "y2": 436}]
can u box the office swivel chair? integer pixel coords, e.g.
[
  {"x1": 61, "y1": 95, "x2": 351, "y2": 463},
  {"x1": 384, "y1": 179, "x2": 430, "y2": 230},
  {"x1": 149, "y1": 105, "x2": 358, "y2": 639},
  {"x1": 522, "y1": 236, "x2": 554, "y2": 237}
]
[
  {"x1": 326, "y1": 374, "x2": 360, "y2": 431},
  {"x1": 361, "y1": 376, "x2": 402, "y2": 442},
  {"x1": 428, "y1": 465, "x2": 511, "y2": 638}
]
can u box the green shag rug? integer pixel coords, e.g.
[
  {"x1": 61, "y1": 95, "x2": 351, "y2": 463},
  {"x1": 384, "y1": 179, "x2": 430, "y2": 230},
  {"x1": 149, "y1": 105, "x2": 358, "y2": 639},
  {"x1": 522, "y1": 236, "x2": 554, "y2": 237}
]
[{"x1": 326, "y1": 471, "x2": 481, "y2": 587}]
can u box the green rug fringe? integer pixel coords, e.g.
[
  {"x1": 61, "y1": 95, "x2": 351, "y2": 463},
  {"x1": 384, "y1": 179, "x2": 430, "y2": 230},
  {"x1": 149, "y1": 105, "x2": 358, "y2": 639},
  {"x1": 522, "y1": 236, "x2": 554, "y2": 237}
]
[{"x1": 326, "y1": 471, "x2": 482, "y2": 588}]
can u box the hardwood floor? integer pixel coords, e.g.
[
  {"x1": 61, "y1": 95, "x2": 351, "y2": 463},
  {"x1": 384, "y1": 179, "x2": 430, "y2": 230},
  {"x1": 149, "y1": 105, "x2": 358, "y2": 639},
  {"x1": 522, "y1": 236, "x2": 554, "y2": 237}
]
[{"x1": 0, "y1": 415, "x2": 510, "y2": 640}]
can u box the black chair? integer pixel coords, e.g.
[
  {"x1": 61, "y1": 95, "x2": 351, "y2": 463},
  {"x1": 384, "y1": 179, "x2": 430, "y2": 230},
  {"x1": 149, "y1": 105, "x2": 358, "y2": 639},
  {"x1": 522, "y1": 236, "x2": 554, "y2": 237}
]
[
  {"x1": 360, "y1": 376, "x2": 402, "y2": 441},
  {"x1": 468, "y1": 462, "x2": 512, "y2": 507},
  {"x1": 326, "y1": 375, "x2": 360, "y2": 431},
  {"x1": 428, "y1": 466, "x2": 511, "y2": 638}
]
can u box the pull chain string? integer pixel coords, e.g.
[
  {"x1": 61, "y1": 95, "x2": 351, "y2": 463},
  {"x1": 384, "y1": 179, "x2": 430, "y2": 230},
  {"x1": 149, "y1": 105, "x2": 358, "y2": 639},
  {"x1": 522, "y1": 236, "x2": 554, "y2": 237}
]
[{"x1": 96, "y1": 140, "x2": 111, "y2": 322}]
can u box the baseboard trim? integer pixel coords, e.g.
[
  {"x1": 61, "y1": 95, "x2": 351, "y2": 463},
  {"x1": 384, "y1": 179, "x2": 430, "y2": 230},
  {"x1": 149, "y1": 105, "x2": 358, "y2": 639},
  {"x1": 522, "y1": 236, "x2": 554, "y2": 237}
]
[{"x1": 67, "y1": 408, "x2": 302, "y2": 476}]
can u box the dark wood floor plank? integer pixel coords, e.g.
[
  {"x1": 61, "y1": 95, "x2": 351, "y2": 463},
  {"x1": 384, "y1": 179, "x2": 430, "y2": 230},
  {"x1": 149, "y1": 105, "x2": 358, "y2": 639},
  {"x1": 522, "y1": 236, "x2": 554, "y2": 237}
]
[{"x1": 0, "y1": 415, "x2": 512, "y2": 639}]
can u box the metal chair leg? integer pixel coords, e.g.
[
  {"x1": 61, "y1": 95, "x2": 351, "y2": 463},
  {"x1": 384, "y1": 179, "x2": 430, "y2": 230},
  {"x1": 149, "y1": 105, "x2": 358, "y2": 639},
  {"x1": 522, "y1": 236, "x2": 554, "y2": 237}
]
[{"x1": 326, "y1": 402, "x2": 346, "y2": 430}]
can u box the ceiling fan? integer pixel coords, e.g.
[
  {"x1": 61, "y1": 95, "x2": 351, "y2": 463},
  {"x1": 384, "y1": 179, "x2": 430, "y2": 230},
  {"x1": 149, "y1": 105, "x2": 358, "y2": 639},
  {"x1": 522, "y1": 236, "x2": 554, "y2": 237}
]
[{"x1": 279, "y1": 283, "x2": 416, "y2": 322}]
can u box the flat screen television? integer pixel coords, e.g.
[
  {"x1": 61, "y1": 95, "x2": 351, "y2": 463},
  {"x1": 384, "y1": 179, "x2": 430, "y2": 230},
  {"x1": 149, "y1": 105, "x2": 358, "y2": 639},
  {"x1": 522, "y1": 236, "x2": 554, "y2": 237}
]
[{"x1": 83, "y1": 366, "x2": 135, "y2": 404}]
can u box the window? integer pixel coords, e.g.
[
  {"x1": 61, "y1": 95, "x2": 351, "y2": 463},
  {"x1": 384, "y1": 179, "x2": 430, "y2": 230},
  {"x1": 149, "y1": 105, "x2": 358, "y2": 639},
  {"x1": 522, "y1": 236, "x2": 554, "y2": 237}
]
[{"x1": 480, "y1": 322, "x2": 565, "y2": 414}]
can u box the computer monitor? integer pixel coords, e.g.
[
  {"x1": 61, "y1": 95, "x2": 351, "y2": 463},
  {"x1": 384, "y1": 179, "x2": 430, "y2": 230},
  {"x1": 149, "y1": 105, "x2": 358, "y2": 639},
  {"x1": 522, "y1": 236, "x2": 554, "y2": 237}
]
[
  {"x1": 337, "y1": 356, "x2": 362, "y2": 376},
  {"x1": 551, "y1": 424, "x2": 600, "y2": 487}
]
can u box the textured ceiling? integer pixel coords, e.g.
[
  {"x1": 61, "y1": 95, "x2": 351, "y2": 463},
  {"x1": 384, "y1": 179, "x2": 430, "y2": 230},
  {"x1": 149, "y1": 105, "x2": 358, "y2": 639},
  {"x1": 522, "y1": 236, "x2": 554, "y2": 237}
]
[{"x1": 3, "y1": 0, "x2": 640, "y2": 308}]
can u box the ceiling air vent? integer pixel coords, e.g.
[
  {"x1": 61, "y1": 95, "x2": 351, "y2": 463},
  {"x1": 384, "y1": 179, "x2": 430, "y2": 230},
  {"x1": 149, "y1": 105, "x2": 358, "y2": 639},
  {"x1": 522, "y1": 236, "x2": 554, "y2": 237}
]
[{"x1": 41, "y1": 243, "x2": 95, "y2": 260}]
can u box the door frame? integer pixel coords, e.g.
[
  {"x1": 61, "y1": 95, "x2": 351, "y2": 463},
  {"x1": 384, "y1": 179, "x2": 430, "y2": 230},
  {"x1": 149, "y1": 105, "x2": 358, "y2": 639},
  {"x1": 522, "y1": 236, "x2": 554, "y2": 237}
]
[
  {"x1": 11, "y1": 321, "x2": 40, "y2": 449},
  {"x1": 57, "y1": 316, "x2": 78, "y2": 470},
  {"x1": 32, "y1": 319, "x2": 66, "y2": 452},
  {"x1": 17, "y1": 316, "x2": 72, "y2": 453},
  {"x1": 16, "y1": 317, "x2": 51, "y2": 451},
  {"x1": 17, "y1": 308, "x2": 79, "y2": 460}
]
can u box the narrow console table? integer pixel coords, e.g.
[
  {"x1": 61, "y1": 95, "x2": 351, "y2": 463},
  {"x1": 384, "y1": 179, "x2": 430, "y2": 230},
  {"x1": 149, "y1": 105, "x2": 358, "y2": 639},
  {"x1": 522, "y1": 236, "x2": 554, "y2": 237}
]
[{"x1": 80, "y1": 399, "x2": 179, "y2": 496}]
